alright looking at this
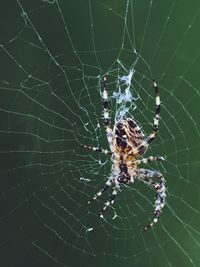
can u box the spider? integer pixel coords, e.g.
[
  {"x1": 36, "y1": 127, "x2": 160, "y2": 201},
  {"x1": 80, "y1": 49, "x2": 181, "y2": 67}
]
[{"x1": 81, "y1": 76, "x2": 166, "y2": 231}]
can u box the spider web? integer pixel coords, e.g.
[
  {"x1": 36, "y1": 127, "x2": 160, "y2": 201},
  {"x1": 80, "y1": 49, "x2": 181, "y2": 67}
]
[{"x1": 0, "y1": 0, "x2": 200, "y2": 266}]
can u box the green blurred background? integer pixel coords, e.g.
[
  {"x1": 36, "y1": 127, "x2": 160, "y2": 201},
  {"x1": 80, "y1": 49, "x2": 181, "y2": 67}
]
[{"x1": 0, "y1": 0, "x2": 200, "y2": 266}]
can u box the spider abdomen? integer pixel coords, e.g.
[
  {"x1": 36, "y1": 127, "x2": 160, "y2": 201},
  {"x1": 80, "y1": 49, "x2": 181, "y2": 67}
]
[{"x1": 114, "y1": 118, "x2": 144, "y2": 151}]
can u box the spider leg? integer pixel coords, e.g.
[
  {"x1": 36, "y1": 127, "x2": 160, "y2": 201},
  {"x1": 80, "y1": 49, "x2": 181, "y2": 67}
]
[
  {"x1": 146, "y1": 80, "x2": 161, "y2": 145},
  {"x1": 99, "y1": 184, "x2": 120, "y2": 218},
  {"x1": 136, "y1": 168, "x2": 166, "y2": 231},
  {"x1": 133, "y1": 80, "x2": 161, "y2": 156},
  {"x1": 135, "y1": 155, "x2": 165, "y2": 165},
  {"x1": 87, "y1": 177, "x2": 112, "y2": 205},
  {"x1": 102, "y1": 75, "x2": 113, "y2": 151},
  {"x1": 81, "y1": 144, "x2": 112, "y2": 156}
]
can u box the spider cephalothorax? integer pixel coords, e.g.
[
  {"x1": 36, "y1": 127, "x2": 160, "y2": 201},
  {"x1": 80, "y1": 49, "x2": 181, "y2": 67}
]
[{"x1": 81, "y1": 76, "x2": 166, "y2": 231}]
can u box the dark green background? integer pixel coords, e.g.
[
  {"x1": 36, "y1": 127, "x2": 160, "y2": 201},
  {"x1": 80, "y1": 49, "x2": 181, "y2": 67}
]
[{"x1": 0, "y1": 0, "x2": 200, "y2": 266}]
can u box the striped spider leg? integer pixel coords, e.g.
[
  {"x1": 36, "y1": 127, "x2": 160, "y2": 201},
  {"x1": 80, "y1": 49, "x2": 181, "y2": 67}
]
[
  {"x1": 135, "y1": 168, "x2": 166, "y2": 231},
  {"x1": 102, "y1": 75, "x2": 114, "y2": 151},
  {"x1": 81, "y1": 75, "x2": 113, "y2": 156},
  {"x1": 80, "y1": 144, "x2": 112, "y2": 156},
  {"x1": 131, "y1": 80, "x2": 161, "y2": 157}
]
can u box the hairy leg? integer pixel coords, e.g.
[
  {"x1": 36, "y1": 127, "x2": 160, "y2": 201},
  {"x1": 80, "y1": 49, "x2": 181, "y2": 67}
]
[
  {"x1": 81, "y1": 144, "x2": 112, "y2": 156},
  {"x1": 136, "y1": 168, "x2": 166, "y2": 231},
  {"x1": 102, "y1": 76, "x2": 113, "y2": 151},
  {"x1": 87, "y1": 176, "x2": 113, "y2": 205},
  {"x1": 135, "y1": 155, "x2": 165, "y2": 165},
  {"x1": 99, "y1": 183, "x2": 120, "y2": 218},
  {"x1": 133, "y1": 80, "x2": 161, "y2": 156}
]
